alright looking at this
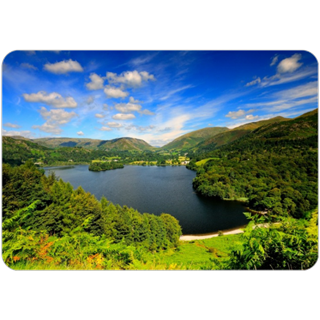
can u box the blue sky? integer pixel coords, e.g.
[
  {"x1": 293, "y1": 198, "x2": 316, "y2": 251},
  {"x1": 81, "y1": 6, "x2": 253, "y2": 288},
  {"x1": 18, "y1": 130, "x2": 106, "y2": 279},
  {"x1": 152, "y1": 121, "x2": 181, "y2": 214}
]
[{"x1": 2, "y1": 50, "x2": 318, "y2": 146}]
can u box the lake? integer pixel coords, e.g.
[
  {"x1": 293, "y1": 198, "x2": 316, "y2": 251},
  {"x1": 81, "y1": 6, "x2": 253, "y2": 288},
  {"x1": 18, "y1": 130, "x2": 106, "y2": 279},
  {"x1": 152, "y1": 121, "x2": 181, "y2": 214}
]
[{"x1": 44, "y1": 165, "x2": 248, "y2": 234}]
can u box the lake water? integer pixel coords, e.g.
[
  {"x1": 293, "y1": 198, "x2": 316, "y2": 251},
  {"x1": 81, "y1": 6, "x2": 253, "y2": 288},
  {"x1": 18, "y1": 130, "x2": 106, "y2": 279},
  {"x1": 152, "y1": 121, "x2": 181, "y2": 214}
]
[{"x1": 44, "y1": 165, "x2": 247, "y2": 234}]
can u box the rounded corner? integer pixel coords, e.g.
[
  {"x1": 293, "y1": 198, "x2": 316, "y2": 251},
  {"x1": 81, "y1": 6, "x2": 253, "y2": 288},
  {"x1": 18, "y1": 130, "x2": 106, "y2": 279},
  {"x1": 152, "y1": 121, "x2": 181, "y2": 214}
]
[{"x1": 1, "y1": 255, "x2": 17, "y2": 271}]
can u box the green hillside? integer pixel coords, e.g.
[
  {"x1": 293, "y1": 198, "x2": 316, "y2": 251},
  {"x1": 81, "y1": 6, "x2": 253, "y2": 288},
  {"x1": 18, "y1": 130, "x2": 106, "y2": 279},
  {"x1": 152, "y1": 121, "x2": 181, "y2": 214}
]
[
  {"x1": 2, "y1": 136, "x2": 51, "y2": 166},
  {"x1": 161, "y1": 127, "x2": 229, "y2": 151},
  {"x1": 194, "y1": 116, "x2": 290, "y2": 153},
  {"x1": 33, "y1": 137, "x2": 156, "y2": 152},
  {"x1": 97, "y1": 137, "x2": 156, "y2": 151},
  {"x1": 189, "y1": 108, "x2": 318, "y2": 220}
]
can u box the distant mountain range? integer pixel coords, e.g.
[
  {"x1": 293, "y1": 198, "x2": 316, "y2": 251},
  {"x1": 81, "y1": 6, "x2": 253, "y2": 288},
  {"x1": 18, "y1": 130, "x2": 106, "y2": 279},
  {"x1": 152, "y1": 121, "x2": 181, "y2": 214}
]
[
  {"x1": 32, "y1": 137, "x2": 156, "y2": 152},
  {"x1": 3, "y1": 109, "x2": 318, "y2": 154}
]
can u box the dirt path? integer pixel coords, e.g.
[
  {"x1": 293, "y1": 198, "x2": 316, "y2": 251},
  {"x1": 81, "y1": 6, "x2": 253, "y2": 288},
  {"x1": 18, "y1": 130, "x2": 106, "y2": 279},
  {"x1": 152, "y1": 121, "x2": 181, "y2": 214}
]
[
  {"x1": 180, "y1": 223, "x2": 279, "y2": 241},
  {"x1": 180, "y1": 225, "x2": 246, "y2": 241}
]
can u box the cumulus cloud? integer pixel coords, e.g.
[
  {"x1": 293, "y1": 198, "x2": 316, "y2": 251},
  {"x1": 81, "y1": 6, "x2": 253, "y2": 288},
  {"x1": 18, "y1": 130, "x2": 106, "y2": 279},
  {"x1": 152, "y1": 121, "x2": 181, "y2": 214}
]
[
  {"x1": 32, "y1": 107, "x2": 77, "y2": 134},
  {"x1": 106, "y1": 70, "x2": 155, "y2": 88},
  {"x1": 129, "y1": 96, "x2": 140, "y2": 103},
  {"x1": 95, "y1": 113, "x2": 105, "y2": 118},
  {"x1": 277, "y1": 54, "x2": 302, "y2": 74},
  {"x1": 77, "y1": 131, "x2": 84, "y2": 135},
  {"x1": 114, "y1": 102, "x2": 142, "y2": 113},
  {"x1": 44, "y1": 59, "x2": 83, "y2": 74},
  {"x1": 112, "y1": 113, "x2": 136, "y2": 120},
  {"x1": 32, "y1": 122, "x2": 63, "y2": 135},
  {"x1": 226, "y1": 110, "x2": 246, "y2": 119},
  {"x1": 3, "y1": 122, "x2": 21, "y2": 128},
  {"x1": 23, "y1": 91, "x2": 77, "y2": 108},
  {"x1": 2, "y1": 129, "x2": 33, "y2": 138},
  {"x1": 86, "y1": 73, "x2": 104, "y2": 90},
  {"x1": 113, "y1": 101, "x2": 154, "y2": 115},
  {"x1": 245, "y1": 115, "x2": 259, "y2": 120},
  {"x1": 100, "y1": 126, "x2": 112, "y2": 131},
  {"x1": 104, "y1": 86, "x2": 128, "y2": 99},
  {"x1": 103, "y1": 103, "x2": 109, "y2": 110},
  {"x1": 105, "y1": 122, "x2": 122, "y2": 128}
]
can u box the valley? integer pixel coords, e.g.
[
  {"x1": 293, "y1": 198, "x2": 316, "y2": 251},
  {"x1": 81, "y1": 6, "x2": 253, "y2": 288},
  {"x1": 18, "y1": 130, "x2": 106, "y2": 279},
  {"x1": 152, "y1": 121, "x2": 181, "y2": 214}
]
[{"x1": 2, "y1": 108, "x2": 318, "y2": 270}]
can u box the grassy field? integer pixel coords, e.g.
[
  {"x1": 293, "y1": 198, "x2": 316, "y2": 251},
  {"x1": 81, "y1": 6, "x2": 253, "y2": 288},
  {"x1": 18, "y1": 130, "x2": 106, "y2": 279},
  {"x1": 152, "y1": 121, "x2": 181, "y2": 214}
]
[
  {"x1": 195, "y1": 157, "x2": 220, "y2": 166},
  {"x1": 155, "y1": 234, "x2": 243, "y2": 269}
]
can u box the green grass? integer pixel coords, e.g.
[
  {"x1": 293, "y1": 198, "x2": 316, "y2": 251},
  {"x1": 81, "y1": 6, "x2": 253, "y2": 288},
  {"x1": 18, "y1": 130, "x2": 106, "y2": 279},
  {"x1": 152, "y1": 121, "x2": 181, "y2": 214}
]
[
  {"x1": 195, "y1": 157, "x2": 220, "y2": 166},
  {"x1": 155, "y1": 234, "x2": 243, "y2": 269}
]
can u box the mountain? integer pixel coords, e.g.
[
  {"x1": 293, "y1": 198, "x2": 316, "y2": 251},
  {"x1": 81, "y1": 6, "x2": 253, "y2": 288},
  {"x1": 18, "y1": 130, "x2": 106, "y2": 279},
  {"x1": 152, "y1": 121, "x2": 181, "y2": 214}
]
[
  {"x1": 194, "y1": 116, "x2": 290, "y2": 153},
  {"x1": 95, "y1": 137, "x2": 156, "y2": 151},
  {"x1": 2, "y1": 136, "x2": 51, "y2": 166},
  {"x1": 161, "y1": 127, "x2": 229, "y2": 151},
  {"x1": 33, "y1": 137, "x2": 156, "y2": 152}
]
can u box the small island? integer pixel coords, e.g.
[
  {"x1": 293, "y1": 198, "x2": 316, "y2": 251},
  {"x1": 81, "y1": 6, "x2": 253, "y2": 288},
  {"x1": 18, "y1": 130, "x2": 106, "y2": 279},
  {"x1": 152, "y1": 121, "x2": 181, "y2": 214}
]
[{"x1": 88, "y1": 160, "x2": 124, "y2": 172}]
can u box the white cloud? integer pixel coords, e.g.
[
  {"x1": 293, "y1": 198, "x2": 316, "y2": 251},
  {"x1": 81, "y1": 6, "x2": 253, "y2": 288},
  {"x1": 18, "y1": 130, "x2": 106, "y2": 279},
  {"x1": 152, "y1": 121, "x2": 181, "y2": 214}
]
[
  {"x1": 160, "y1": 85, "x2": 193, "y2": 100},
  {"x1": 23, "y1": 91, "x2": 77, "y2": 108},
  {"x1": 129, "y1": 96, "x2": 140, "y2": 103},
  {"x1": 139, "y1": 109, "x2": 155, "y2": 115},
  {"x1": 32, "y1": 107, "x2": 77, "y2": 134},
  {"x1": 103, "y1": 103, "x2": 109, "y2": 110},
  {"x1": 277, "y1": 54, "x2": 302, "y2": 74},
  {"x1": 106, "y1": 70, "x2": 155, "y2": 88},
  {"x1": 125, "y1": 124, "x2": 155, "y2": 132},
  {"x1": 112, "y1": 113, "x2": 136, "y2": 120},
  {"x1": 226, "y1": 110, "x2": 246, "y2": 119},
  {"x1": 77, "y1": 131, "x2": 84, "y2": 135},
  {"x1": 105, "y1": 122, "x2": 122, "y2": 128},
  {"x1": 86, "y1": 73, "x2": 104, "y2": 90},
  {"x1": 114, "y1": 101, "x2": 155, "y2": 116},
  {"x1": 44, "y1": 59, "x2": 83, "y2": 74},
  {"x1": 95, "y1": 113, "x2": 105, "y2": 118},
  {"x1": 86, "y1": 96, "x2": 94, "y2": 104},
  {"x1": 275, "y1": 81, "x2": 318, "y2": 100},
  {"x1": 32, "y1": 122, "x2": 63, "y2": 134},
  {"x1": 245, "y1": 77, "x2": 261, "y2": 87},
  {"x1": 270, "y1": 55, "x2": 279, "y2": 66},
  {"x1": 104, "y1": 86, "x2": 128, "y2": 99},
  {"x1": 3, "y1": 122, "x2": 21, "y2": 128},
  {"x1": 242, "y1": 82, "x2": 318, "y2": 114},
  {"x1": 100, "y1": 126, "x2": 112, "y2": 131},
  {"x1": 38, "y1": 107, "x2": 77, "y2": 124},
  {"x1": 245, "y1": 115, "x2": 259, "y2": 120},
  {"x1": 2, "y1": 129, "x2": 33, "y2": 138},
  {"x1": 114, "y1": 102, "x2": 142, "y2": 113},
  {"x1": 21, "y1": 63, "x2": 37, "y2": 70}
]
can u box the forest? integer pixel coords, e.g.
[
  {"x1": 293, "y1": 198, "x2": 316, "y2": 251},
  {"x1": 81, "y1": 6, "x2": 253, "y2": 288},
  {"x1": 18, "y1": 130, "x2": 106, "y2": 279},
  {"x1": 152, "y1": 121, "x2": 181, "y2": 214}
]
[
  {"x1": 2, "y1": 162, "x2": 182, "y2": 269},
  {"x1": 1, "y1": 110, "x2": 318, "y2": 270}
]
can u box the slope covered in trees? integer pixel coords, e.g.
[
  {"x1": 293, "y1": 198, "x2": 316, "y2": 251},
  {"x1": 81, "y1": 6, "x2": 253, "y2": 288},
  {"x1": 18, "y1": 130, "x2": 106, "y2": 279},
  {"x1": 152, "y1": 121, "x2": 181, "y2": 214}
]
[
  {"x1": 188, "y1": 109, "x2": 318, "y2": 220},
  {"x1": 2, "y1": 162, "x2": 182, "y2": 269}
]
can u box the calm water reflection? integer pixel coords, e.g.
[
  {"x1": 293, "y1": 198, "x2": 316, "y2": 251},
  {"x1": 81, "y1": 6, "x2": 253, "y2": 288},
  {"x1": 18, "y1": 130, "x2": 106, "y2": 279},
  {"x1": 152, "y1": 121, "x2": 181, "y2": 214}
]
[{"x1": 44, "y1": 165, "x2": 247, "y2": 234}]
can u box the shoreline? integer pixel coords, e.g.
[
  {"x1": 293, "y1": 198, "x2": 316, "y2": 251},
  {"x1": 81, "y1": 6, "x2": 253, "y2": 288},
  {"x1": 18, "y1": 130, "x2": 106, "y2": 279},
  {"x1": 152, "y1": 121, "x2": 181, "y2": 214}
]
[{"x1": 180, "y1": 224, "x2": 248, "y2": 241}]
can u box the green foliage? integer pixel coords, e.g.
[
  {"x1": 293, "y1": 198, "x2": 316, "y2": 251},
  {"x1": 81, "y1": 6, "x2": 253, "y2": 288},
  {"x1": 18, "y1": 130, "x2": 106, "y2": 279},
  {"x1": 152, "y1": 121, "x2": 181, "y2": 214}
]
[
  {"x1": 2, "y1": 162, "x2": 182, "y2": 269},
  {"x1": 88, "y1": 161, "x2": 124, "y2": 171},
  {"x1": 224, "y1": 211, "x2": 318, "y2": 270},
  {"x1": 190, "y1": 112, "x2": 318, "y2": 218}
]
